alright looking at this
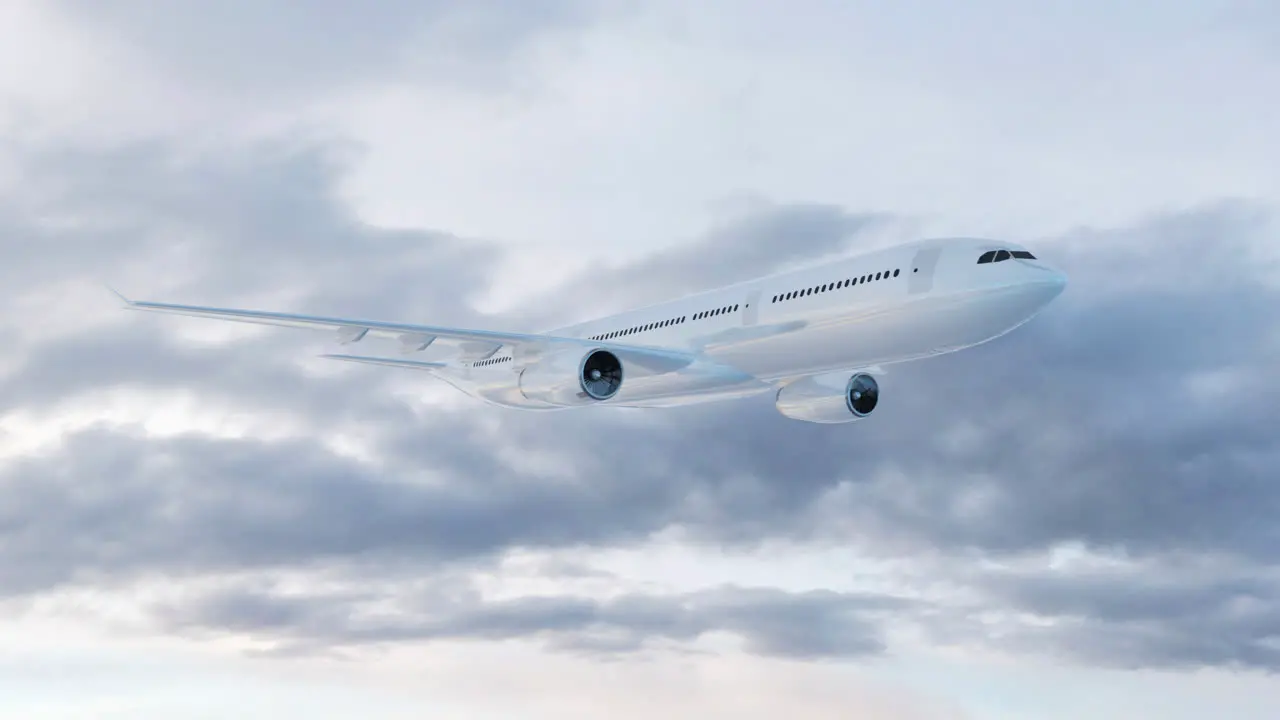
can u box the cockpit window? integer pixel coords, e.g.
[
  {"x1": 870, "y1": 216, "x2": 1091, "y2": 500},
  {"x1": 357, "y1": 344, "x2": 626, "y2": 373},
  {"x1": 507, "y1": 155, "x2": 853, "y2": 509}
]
[{"x1": 980, "y1": 248, "x2": 1038, "y2": 264}]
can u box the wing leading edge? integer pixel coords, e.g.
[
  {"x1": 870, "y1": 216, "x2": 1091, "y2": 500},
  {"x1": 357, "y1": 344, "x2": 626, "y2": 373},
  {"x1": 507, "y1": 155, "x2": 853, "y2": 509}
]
[{"x1": 112, "y1": 289, "x2": 698, "y2": 375}]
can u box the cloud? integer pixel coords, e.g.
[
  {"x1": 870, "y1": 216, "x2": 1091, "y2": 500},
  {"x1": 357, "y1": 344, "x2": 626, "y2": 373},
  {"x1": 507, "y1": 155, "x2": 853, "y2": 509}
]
[
  {"x1": 960, "y1": 559, "x2": 1280, "y2": 672},
  {"x1": 57, "y1": 0, "x2": 602, "y2": 98},
  {"x1": 151, "y1": 580, "x2": 905, "y2": 661},
  {"x1": 1, "y1": 138, "x2": 1279, "y2": 676}
]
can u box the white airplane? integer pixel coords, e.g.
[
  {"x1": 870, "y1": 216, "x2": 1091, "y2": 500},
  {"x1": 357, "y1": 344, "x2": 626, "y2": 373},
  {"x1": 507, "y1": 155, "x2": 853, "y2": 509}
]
[{"x1": 116, "y1": 237, "x2": 1066, "y2": 423}]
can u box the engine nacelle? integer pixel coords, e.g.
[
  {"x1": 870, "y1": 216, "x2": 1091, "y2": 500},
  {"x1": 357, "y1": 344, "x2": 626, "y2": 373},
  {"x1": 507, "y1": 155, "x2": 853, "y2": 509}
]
[
  {"x1": 775, "y1": 371, "x2": 879, "y2": 423},
  {"x1": 518, "y1": 348, "x2": 624, "y2": 406}
]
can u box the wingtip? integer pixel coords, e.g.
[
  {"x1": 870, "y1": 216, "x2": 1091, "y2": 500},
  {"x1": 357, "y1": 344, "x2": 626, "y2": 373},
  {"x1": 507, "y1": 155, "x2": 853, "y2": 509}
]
[{"x1": 105, "y1": 284, "x2": 134, "y2": 306}]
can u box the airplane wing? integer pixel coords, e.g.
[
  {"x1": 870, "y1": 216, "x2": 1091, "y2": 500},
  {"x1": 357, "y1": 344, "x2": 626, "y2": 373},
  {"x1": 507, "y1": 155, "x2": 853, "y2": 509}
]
[
  {"x1": 113, "y1": 290, "x2": 696, "y2": 375},
  {"x1": 320, "y1": 354, "x2": 448, "y2": 371}
]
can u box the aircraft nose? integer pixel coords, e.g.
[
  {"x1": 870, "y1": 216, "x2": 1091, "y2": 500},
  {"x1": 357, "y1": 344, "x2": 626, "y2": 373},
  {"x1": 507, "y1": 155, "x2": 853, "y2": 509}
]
[
  {"x1": 1028, "y1": 267, "x2": 1067, "y2": 306},
  {"x1": 1047, "y1": 267, "x2": 1067, "y2": 293}
]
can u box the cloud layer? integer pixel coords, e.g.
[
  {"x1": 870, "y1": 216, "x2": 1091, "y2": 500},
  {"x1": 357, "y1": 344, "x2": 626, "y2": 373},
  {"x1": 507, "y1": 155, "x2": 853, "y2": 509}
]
[{"x1": 1, "y1": 138, "x2": 1277, "y2": 677}]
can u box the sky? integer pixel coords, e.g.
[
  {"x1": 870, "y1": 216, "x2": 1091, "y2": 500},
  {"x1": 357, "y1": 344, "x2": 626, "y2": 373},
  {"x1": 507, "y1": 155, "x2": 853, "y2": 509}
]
[{"x1": 0, "y1": 0, "x2": 1278, "y2": 718}]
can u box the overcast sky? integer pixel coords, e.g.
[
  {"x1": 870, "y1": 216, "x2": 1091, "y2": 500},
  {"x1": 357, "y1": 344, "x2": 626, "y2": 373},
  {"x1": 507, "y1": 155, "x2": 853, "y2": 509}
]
[{"x1": 1, "y1": 1, "x2": 1278, "y2": 718}]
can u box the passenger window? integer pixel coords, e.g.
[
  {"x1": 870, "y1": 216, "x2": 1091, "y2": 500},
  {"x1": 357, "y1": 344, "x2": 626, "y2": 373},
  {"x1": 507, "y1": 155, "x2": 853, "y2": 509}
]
[
  {"x1": 977, "y1": 251, "x2": 996, "y2": 264},
  {"x1": 994, "y1": 250, "x2": 1011, "y2": 262}
]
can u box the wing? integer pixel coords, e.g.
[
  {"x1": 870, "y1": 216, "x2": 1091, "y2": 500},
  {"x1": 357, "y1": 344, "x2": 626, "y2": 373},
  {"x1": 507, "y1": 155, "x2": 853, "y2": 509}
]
[
  {"x1": 319, "y1": 354, "x2": 449, "y2": 371},
  {"x1": 113, "y1": 289, "x2": 696, "y2": 375}
]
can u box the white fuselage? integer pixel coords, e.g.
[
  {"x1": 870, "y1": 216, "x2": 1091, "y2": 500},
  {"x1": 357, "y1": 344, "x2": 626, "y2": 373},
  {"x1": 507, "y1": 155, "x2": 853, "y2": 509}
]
[{"x1": 438, "y1": 237, "x2": 1067, "y2": 410}]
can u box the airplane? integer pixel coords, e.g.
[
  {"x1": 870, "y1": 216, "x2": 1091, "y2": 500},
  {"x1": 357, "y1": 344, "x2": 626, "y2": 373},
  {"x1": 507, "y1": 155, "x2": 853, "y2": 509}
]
[{"x1": 114, "y1": 237, "x2": 1067, "y2": 423}]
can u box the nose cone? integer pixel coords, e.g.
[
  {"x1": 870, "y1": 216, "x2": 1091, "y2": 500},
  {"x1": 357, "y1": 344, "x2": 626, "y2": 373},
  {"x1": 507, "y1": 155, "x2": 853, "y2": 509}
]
[
  {"x1": 1045, "y1": 268, "x2": 1067, "y2": 298},
  {"x1": 1024, "y1": 267, "x2": 1067, "y2": 310}
]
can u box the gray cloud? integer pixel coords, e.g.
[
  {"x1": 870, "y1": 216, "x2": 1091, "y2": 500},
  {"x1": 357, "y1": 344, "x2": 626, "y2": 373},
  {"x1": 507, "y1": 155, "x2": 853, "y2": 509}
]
[
  {"x1": 5, "y1": 142, "x2": 492, "y2": 318},
  {"x1": 1, "y1": 139, "x2": 1278, "y2": 672},
  {"x1": 958, "y1": 564, "x2": 1280, "y2": 672},
  {"x1": 152, "y1": 581, "x2": 904, "y2": 661}
]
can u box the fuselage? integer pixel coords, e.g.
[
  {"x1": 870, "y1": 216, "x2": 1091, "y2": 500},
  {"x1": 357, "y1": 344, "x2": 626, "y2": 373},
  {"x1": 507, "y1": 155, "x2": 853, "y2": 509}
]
[{"x1": 442, "y1": 238, "x2": 1067, "y2": 409}]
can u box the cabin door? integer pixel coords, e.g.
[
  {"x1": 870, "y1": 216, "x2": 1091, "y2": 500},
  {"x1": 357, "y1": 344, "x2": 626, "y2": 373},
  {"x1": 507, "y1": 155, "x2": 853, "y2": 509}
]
[{"x1": 909, "y1": 247, "x2": 943, "y2": 295}]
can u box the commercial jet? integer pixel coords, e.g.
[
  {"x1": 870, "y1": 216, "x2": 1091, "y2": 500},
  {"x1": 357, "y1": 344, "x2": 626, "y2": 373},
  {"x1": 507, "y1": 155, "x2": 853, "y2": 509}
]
[{"x1": 115, "y1": 238, "x2": 1066, "y2": 423}]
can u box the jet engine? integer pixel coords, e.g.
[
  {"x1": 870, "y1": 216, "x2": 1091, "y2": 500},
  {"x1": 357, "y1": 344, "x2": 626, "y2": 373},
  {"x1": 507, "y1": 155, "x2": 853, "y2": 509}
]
[
  {"x1": 519, "y1": 348, "x2": 624, "y2": 406},
  {"x1": 775, "y1": 371, "x2": 879, "y2": 424}
]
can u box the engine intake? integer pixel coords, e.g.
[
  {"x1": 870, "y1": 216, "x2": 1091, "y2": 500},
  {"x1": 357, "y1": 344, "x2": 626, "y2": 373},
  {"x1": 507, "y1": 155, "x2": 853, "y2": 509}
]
[
  {"x1": 519, "y1": 348, "x2": 624, "y2": 406},
  {"x1": 580, "y1": 349, "x2": 623, "y2": 400},
  {"x1": 846, "y1": 373, "x2": 879, "y2": 417},
  {"x1": 775, "y1": 371, "x2": 879, "y2": 424}
]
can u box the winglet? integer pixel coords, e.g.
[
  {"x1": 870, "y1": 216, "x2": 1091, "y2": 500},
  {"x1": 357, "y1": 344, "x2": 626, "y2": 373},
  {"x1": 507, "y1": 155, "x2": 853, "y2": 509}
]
[{"x1": 105, "y1": 284, "x2": 135, "y2": 307}]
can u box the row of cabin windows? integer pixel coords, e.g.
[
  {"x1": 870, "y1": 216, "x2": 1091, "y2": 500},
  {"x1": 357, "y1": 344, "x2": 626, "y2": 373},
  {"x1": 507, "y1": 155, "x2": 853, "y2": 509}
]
[
  {"x1": 771, "y1": 268, "x2": 900, "y2": 304},
  {"x1": 589, "y1": 315, "x2": 685, "y2": 341},
  {"x1": 696, "y1": 304, "x2": 738, "y2": 320},
  {"x1": 474, "y1": 356, "x2": 511, "y2": 367},
  {"x1": 977, "y1": 249, "x2": 1036, "y2": 264},
  {"x1": 587, "y1": 303, "x2": 742, "y2": 342}
]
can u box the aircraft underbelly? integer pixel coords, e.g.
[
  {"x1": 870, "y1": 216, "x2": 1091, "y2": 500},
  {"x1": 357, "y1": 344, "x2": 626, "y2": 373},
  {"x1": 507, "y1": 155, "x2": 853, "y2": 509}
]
[
  {"x1": 438, "y1": 283, "x2": 1047, "y2": 408},
  {"x1": 445, "y1": 358, "x2": 769, "y2": 410},
  {"x1": 607, "y1": 358, "x2": 771, "y2": 407}
]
